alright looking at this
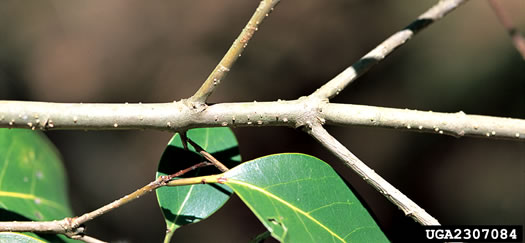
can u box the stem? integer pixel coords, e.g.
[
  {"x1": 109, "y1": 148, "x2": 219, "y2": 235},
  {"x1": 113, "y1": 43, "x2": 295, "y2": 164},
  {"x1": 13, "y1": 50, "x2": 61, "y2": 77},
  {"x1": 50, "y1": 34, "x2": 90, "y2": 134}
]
[
  {"x1": 73, "y1": 162, "x2": 212, "y2": 226},
  {"x1": 72, "y1": 180, "x2": 162, "y2": 228},
  {"x1": 307, "y1": 124, "x2": 440, "y2": 225},
  {"x1": 320, "y1": 103, "x2": 525, "y2": 140},
  {"x1": 166, "y1": 174, "x2": 221, "y2": 186},
  {"x1": 189, "y1": 0, "x2": 281, "y2": 106},
  {"x1": 69, "y1": 235, "x2": 107, "y2": 243},
  {"x1": 0, "y1": 162, "x2": 211, "y2": 236},
  {"x1": 186, "y1": 138, "x2": 229, "y2": 172},
  {"x1": 166, "y1": 161, "x2": 213, "y2": 180},
  {"x1": 1, "y1": 100, "x2": 523, "y2": 141},
  {"x1": 311, "y1": 0, "x2": 468, "y2": 100},
  {"x1": 488, "y1": 0, "x2": 525, "y2": 59}
]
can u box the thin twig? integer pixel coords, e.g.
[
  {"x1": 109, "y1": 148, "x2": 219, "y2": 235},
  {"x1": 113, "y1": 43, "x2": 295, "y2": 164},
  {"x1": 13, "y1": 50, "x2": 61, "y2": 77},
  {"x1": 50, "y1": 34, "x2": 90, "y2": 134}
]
[
  {"x1": 166, "y1": 174, "x2": 222, "y2": 187},
  {"x1": 1, "y1": 100, "x2": 524, "y2": 141},
  {"x1": 167, "y1": 161, "x2": 213, "y2": 180},
  {"x1": 186, "y1": 138, "x2": 229, "y2": 172},
  {"x1": 72, "y1": 161, "x2": 212, "y2": 227},
  {"x1": 488, "y1": 0, "x2": 525, "y2": 59},
  {"x1": 69, "y1": 234, "x2": 107, "y2": 243},
  {"x1": 306, "y1": 124, "x2": 440, "y2": 225},
  {"x1": 0, "y1": 162, "x2": 211, "y2": 236},
  {"x1": 180, "y1": 131, "x2": 190, "y2": 151},
  {"x1": 311, "y1": 0, "x2": 468, "y2": 100},
  {"x1": 189, "y1": 0, "x2": 281, "y2": 106}
]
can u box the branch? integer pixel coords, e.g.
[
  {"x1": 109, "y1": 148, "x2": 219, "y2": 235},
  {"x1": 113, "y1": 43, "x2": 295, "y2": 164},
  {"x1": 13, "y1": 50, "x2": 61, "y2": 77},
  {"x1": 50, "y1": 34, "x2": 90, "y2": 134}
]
[
  {"x1": 166, "y1": 174, "x2": 222, "y2": 187},
  {"x1": 0, "y1": 162, "x2": 211, "y2": 237},
  {"x1": 306, "y1": 124, "x2": 440, "y2": 225},
  {"x1": 320, "y1": 103, "x2": 525, "y2": 140},
  {"x1": 488, "y1": 0, "x2": 525, "y2": 59},
  {"x1": 189, "y1": 0, "x2": 281, "y2": 106},
  {"x1": 70, "y1": 235, "x2": 107, "y2": 243},
  {"x1": 1, "y1": 100, "x2": 524, "y2": 141},
  {"x1": 187, "y1": 138, "x2": 230, "y2": 172},
  {"x1": 310, "y1": 0, "x2": 468, "y2": 100}
]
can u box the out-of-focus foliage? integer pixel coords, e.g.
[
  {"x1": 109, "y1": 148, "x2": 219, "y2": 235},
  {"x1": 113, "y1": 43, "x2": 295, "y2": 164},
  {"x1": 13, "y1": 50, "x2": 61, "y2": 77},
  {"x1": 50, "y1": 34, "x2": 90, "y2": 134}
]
[{"x1": 0, "y1": 129, "x2": 77, "y2": 242}]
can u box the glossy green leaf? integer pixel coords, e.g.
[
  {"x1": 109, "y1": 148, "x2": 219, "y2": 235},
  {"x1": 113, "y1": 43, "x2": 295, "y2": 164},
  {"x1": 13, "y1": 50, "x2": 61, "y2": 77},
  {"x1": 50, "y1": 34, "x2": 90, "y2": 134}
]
[
  {"x1": 0, "y1": 232, "x2": 45, "y2": 243},
  {"x1": 0, "y1": 129, "x2": 77, "y2": 243},
  {"x1": 223, "y1": 153, "x2": 389, "y2": 243},
  {"x1": 156, "y1": 127, "x2": 241, "y2": 241}
]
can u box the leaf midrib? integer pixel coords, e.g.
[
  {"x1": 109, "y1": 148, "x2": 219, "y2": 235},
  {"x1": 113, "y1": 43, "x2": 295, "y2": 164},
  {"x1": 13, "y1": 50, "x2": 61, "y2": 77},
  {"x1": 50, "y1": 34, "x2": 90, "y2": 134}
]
[{"x1": 0, "y1": 190, "x2": 68, "y2": 213}]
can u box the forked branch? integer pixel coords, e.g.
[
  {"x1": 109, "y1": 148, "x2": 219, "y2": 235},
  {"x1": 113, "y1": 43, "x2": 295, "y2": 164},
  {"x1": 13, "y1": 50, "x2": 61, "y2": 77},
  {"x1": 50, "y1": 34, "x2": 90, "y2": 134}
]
[{"x1": 0, "y1": 0, "x2": 518, "y2": 237}]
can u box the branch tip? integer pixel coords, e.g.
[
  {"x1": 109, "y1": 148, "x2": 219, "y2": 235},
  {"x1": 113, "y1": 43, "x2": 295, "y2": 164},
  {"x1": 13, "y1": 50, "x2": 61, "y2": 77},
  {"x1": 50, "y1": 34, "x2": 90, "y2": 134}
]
[
  {"x1": 311, "y1": 0, "x2": 468, "y2": 100},
  {"x1": 488, "y1": 0, "x2": 525, "y2": 59},
  {"x1": 189, "y1": 0, "x2": 281, "y2": 104}
]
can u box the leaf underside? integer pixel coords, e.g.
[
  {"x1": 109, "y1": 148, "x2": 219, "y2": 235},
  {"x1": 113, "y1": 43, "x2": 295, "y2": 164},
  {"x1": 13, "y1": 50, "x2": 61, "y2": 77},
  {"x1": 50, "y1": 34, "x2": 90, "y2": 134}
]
[
  {"x1": 155, "y1": 127, "x2": 241, "y2": 241},
  {"x1": 0, "y1": 232, "x2": 46, "y2": 243}
]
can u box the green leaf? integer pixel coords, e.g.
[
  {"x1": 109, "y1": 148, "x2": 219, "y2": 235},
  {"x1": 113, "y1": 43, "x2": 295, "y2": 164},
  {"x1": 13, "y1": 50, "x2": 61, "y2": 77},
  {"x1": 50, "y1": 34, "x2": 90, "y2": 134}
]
[
  {"x1": 0, "y1": 232, "x2": 46, "y2": 243},
  {"x1": 223, "y1": 153, "x2": 389, "y2": 243},
  {"x1": 156, "y1": 127, "x2": 241, "y2": 241},
  {"x1": 0, "y1": 129, "x2": 77, "y2": 242}
]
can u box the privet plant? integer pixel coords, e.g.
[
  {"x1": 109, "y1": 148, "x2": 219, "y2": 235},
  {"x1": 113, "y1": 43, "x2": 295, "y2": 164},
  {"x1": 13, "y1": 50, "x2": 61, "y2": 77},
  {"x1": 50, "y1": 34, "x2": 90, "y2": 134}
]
[{"x1": 0, "y1": 0, "x2": 524, "y2": 242}]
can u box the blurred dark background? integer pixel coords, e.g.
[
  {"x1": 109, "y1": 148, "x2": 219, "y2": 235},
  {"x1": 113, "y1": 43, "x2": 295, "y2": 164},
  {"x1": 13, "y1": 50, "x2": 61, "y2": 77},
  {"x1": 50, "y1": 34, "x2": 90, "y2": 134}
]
[{"x1": 0, "y1": 0, "x2": 524, "y2": 242}]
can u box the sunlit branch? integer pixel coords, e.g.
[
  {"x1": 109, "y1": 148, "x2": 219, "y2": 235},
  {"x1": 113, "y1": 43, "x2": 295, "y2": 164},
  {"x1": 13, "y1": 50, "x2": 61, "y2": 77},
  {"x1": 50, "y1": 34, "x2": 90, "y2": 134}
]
[
  {"x1": 307, "y1": 124, "x2": 440, "y2": 225},
  {"x1": 189, "y1": 0, "x2": 281, "y2": 106},
  {"x1": 311, "y1": 0, "x2": 468, "y2": 100},
  {"x1": 1, "y1": 100, "x2": 523, "y2": 141}
]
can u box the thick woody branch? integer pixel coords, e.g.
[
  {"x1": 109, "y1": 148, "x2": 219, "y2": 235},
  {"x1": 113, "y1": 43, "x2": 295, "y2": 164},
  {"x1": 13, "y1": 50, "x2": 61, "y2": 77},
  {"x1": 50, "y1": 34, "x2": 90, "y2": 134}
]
[
  {"x1": 189, "y1": 0, "x2": 280, "y2": 106},
  {"x1": 311, "y1": 0, "x2": 468, "y2": 100},
  {"x1": 1, "y1": 100, "x2": 524, "y2": 141},
  {"x1": 307, "y1": 124, "x2": 440, "y2": 225},
  {"x1": 488, "y1": 0, "x2": 525, "y2": 59},
  {"x1": 0, "y1": 221, "x2": 79, "y2": 234},
  {"x1": 320, "y1": 104, "x2": 525, "y2": 140},
  {"x1": 0, "y1": 101, "x2": 193, "y2": 131}
]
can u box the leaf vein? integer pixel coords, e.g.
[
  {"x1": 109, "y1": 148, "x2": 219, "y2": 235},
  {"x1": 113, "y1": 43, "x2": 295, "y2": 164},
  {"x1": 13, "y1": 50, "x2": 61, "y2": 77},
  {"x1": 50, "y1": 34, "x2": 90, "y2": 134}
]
[
  {"x1": 228, "y1": 179, "x2": 345, "y2": 242},
  {"x1": 0, "y1": 142, "x2": 15, "y2": 188},
  {"x1": 0, "y1": 190, "x2": 67, "y2": 213},
  {"x1": 307, "y1": 201, "x2": 354, "y2": 215},
  {"x1": 343, "y1": 226, "x2": 375, "y2": 240},
  {"x1": 263, "y1": 176, "x2": 338, "y2": 191},
  {"x1": 173, "y1": 185, "x2": 195, "y2": 225}
]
